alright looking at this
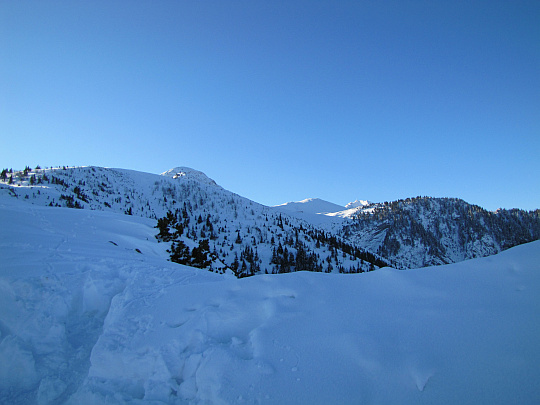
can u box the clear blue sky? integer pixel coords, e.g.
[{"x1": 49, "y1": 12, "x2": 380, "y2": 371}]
[{"x1": 1, "y1": 1, "x2": 539, "y2": 211}]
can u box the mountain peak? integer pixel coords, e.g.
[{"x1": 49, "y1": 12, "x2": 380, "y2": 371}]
[
  {"x1": 345, "y1": 199, "x2": 371, "y2": 209},
  {"x1": 274, "y1": 198, "x2": 345, "y2": 215},
  {"x1": 160, "y1": 167, "x2": 220, "y2": 188}
]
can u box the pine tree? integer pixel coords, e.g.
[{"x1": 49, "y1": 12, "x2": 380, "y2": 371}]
[
  {"x1": 156, "y1": 216, "x2": 173, "y2": 242},
  {"x1": 231, "y1": 254, "x2": 240, "y2": 275},
  {"x1": 191, "y1": 239, "x2": 211, "y2": 268}
]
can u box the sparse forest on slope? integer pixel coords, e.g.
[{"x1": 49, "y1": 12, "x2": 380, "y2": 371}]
[
  {"x1": 2, "y1": 166, "x2": 538, "y2": 272},
  {"x1": 340, "y1": 196, "x2": 540, "y2": 269},
  {"x1": 0, "y1": 165, "x2": 386, "y2": 276}
]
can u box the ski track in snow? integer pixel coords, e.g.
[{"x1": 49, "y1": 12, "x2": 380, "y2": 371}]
[{"x1": 1, "y1": 188, "x2": 540, "y2": 404}]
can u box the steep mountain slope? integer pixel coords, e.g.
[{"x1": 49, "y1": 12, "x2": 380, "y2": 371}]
[
  {"x1": 1, "y1": 196, "x2": 539, "y2": 404},
  {"x1": 340, "y1": 197, "x2": 540, "y2": 269},
  {"x1": 0, "y1": 166, "x2": 385, "y2": 275}
]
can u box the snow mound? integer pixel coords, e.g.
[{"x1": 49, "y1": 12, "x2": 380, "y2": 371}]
[{"x1": 160, "y1": 167, "x2": 220, "y2": 188}]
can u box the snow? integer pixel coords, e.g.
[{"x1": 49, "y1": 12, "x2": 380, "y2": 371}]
[
  {"x1": 160, "y1": 167, "x2": 221, "y2": 188},
  {"x1": 0, "y1": 166, "x2": 385, "y2": 275},
  {"x1": 272, "y1": 198, "x2": 351, "y2": 226},
  {"x1": 345, "y1": 199, "x2": 371, "y2": 209},
  {"x1": 274, "y1": 197, "x2": 373, "y2": 220},
  {"x1": 273, "y1": 197, "x2": 374, "y2": 224},
  {"x1": 274, "y1": 198, "x2": 372, "y2": 216},
  {"x1": 1, "y1": 193, "x2": 539, "y2": 404},
  {"x1": 274, "y1": 198, "x2": 345, "y2": 215}
]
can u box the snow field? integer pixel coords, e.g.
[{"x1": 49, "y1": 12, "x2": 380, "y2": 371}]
[{"x1": 1, "y1": 192, "x2": 540, "y2": 404}]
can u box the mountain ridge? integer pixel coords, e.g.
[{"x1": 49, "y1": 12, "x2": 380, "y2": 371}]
[
  {"x1": 1, "y1": 165, "x2": 538, "y2": 272},
  {"x1": 274, "y1": 198, "x2": 346, "y2": 215},
  {"x1": 0, "y1": 165, "x2": 387, "y2": 276},
  {"x1": 342, "y1": 196, "x2": 540, "y2": 269}
]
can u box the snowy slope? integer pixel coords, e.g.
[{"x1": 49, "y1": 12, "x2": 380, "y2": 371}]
[
  {"x1": 0, "y1": 166, "x2": 384, "y2": 275},
  {"x1": 273, "y1": 198, "x2": 372, "y2": 222},
  {"x1": 343, "y1": 197, "x2": 540, "y2": 269},
  {"x1": 1, "y1": 196, "x2": 539, "y2": 404},
  {"x1": 272, "y1": 198, "x2": 349, "y2": 226},
  {"x1": 2, "y1": 166, "x2": 538, "y2": 273},
  {"x1": 160, "y1": 167, "x2": 221, "y2": 188},
  {"x1": 273, "y1": 196, "x2": 540, "y2": 270},
  {"x1": 274, "y1": 198, "x2": 346, "y2": 215}
]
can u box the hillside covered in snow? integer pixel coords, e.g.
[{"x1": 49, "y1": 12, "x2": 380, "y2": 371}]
[
  {"x1": 342, "y1": 197, "x2": 540, "y2": 269},
  {"x1": 3, "y1": 165, "x2": 538, "y2": 273},
  {"x1": 274, "y1": 195, "x2": 540, "y2": 269},
  {"x1": 0, "y1": 166, "x2": 386, "y2": 275},
  {"x1": 1, "y1": 184, "x2": 539, "y2": 404}
]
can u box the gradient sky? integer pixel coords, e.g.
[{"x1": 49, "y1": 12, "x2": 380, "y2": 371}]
[{"x1": 1, "y1": 1, "x2": 539, "y2": 210}]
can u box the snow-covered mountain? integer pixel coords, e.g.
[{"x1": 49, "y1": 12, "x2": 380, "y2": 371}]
[
  {"x1": 1, "y1": 166, "x2": 539, "y2": 272},
  {"x1": 274, "y1": 197, "x2": 372, "y2": 217},
  {"x1": 274, "y1": 198, "x2": 346, "y2": 215},
  {"x1": 340, "y1": 197, "x2": 540, "y2": 269},
  {"x1": 160, "y1": 167, "x2": 221, "y2": 188},
  {"x1": 275, "y1": 195, "x2": 540, "y2": 269},
  {"x1": 1, "y1": 193, "x2": 539, "y2": 404},
  {"x1": 273, "y1": 198, "x2": 370, "y2": 224},
  {"x1": 345, "y1": 199, "x2": 371, "y2": 209},
  {"x1": 0, "y1": 166, "x2": 385, "y2": 276}
]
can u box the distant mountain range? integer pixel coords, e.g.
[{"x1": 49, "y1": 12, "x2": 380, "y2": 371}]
[
  {"x1": 273, "y1": 195, "x2": 540, "y2": 269},
  {"x1": 342, "y1": 197, "x2": 540, "y2": 269},
  {"x1": 1, "y1": 165, "x2": 538, "y2": 273}
]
